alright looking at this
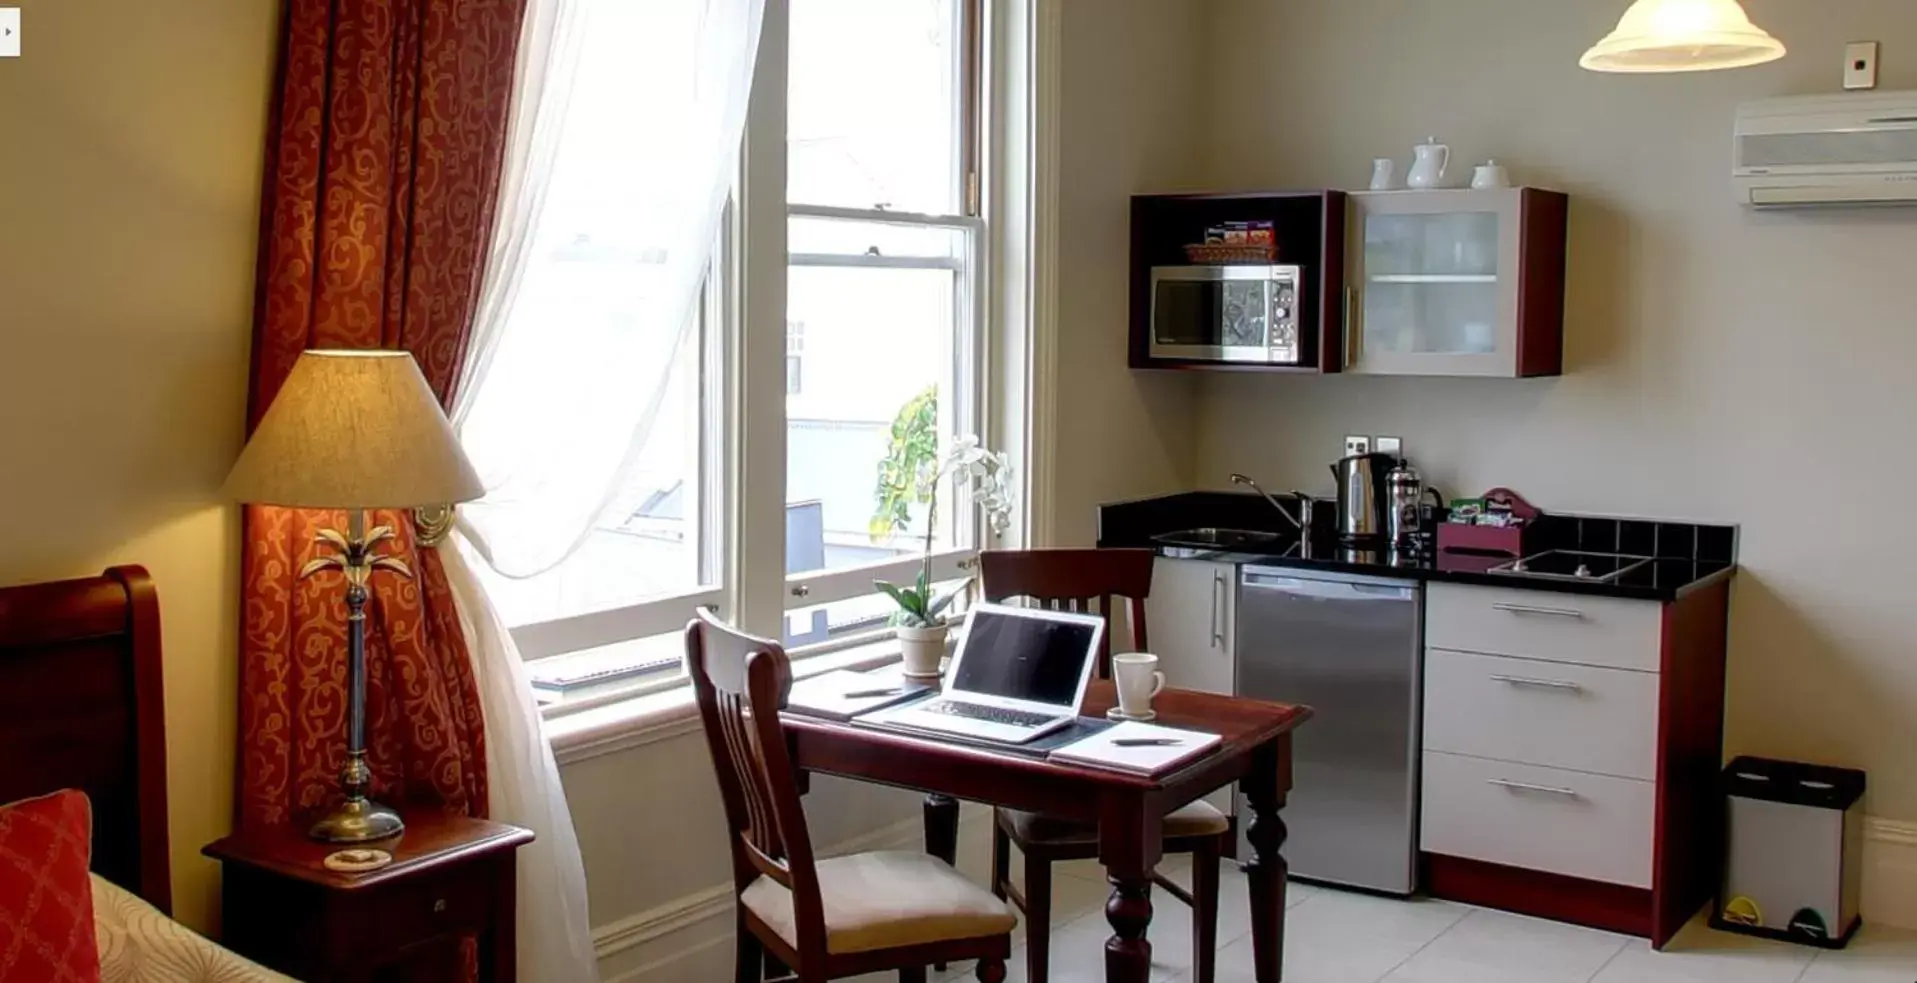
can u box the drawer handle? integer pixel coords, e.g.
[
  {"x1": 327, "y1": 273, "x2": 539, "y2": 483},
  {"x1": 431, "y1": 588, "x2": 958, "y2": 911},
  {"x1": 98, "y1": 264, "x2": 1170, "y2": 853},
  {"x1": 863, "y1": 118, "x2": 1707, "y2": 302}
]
[
  {"x1": 1489, "y1": 673, "x2": 1584, "y2": 692},
  {"x1": 433, "y1": 898, "x2": 447, "y2": 914},
  {"x1": 1487, "y1": 778, "x2": 1581, "y2": 798},
  {"x1": 1492, "y1": 602, "x2": 1585, "y2": 619}
]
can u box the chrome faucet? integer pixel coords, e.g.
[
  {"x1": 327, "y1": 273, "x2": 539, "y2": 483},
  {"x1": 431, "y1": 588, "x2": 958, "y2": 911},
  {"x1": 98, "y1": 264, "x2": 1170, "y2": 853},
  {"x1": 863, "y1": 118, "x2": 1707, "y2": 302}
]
[{"x1": 1230, "y1": 473, "x2": 1310, "y2": 533}]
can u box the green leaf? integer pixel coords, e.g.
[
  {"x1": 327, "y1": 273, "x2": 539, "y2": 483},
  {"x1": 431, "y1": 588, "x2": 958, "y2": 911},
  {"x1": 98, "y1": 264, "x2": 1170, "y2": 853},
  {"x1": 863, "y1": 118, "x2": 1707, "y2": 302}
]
[
  {"x1": 867, "y1": 386, "x2": 941, "y2": 542},
  {"x1": 925, "y1": 587, "x2": 962, "y2": 620},
  {"x1": 874, "y1": 580, "x2": 926, "y2": 620}
]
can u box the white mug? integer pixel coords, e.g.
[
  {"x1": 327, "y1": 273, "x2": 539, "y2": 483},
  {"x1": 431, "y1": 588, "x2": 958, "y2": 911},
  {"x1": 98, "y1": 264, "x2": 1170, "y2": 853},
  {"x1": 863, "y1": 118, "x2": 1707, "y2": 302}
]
[
  {"x1": 1369, "y1": 157, "x2": 1399, "y2": 191},
  {"x1": 1471, "y1": 160, "x2": 1511, "y2": 190},
  {"x1": 1112, "y1": 653, "x2": 1166, "y2": 716}
]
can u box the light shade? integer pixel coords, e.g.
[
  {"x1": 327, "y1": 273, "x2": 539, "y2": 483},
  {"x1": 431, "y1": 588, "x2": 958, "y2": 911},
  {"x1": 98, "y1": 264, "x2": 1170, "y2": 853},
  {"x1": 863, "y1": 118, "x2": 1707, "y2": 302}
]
[
  {"x1": 226, "y1": 350, "x2": 485, "y2": 509},
  {"x1": 1581, "y1": 0, "x2": 1785, "y2": 73}
]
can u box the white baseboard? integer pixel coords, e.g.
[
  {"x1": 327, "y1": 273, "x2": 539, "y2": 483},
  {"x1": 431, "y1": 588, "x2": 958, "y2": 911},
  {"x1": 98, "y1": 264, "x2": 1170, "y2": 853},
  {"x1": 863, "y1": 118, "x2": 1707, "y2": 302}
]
[
  {"x1": 1864, "y1": 816, "x2": 1917, "y2": 930},
  {"x1": 593, "y1": 808, "x2": 989, "y2": 982}
]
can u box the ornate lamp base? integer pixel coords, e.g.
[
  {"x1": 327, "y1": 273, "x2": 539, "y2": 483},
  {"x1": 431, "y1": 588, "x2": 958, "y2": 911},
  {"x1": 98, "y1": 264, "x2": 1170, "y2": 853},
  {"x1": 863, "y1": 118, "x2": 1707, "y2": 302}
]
[
  {"x1": 300, "y1": 509, "x2": 415, "y2": 846},
  {"x1": 310, "y1": 796, "x2": 406, "y2": 844}
]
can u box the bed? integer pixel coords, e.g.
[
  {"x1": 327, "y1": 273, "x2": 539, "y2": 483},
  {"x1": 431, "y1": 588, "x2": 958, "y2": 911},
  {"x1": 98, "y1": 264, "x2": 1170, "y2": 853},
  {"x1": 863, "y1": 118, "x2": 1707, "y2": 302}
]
[{"x1": 0, "y1": 566, "x2": 295, "y2": 982}]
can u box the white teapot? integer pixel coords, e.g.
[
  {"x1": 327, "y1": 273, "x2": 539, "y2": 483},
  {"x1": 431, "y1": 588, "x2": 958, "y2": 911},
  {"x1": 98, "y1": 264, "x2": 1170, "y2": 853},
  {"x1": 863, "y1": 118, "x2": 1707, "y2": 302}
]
[{"x1": 1406, "y1": 138, "x2": 1450, "y2": 190}]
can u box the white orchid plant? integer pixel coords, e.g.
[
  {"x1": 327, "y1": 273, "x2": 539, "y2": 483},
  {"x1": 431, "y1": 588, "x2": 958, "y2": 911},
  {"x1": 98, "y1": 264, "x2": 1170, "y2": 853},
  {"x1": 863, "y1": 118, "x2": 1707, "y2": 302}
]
[{"x1": 874, "y1": 435, "x2": 1014, "y2": 629}]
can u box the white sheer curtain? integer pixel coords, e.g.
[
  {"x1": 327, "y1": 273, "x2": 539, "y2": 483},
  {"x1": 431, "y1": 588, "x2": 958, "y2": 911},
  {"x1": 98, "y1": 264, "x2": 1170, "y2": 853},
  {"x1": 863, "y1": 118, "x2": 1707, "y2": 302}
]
[{"x1": 438, "y1": 0, "x2": 766, "y2": 978}]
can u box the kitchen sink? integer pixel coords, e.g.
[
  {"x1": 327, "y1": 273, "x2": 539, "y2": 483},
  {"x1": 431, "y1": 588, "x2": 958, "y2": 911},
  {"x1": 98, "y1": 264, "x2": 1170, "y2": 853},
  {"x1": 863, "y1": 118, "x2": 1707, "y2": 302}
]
[{"x1": 1150, "y1": 527, "x2": 1288, "y2": 550}]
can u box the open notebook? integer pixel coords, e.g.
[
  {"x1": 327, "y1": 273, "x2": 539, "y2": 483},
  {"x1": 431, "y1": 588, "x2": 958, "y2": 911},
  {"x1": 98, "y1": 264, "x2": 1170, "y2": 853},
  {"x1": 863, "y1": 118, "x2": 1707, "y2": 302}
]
[{"x1": 1049, "y1": 720, "x2": 1222, "y2": 776}]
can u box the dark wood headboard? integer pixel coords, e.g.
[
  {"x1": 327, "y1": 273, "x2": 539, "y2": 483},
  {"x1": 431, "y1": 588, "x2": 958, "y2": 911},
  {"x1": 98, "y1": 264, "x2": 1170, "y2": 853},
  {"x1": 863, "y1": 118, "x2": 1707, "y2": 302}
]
[{"x1": 0, "y1": 566, "x2": 171, "y2": 914}]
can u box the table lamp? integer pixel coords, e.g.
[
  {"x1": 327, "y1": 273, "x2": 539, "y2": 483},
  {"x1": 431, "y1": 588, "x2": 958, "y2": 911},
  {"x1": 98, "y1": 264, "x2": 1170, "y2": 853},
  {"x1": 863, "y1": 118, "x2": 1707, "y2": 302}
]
[{"x1": 225, "y1": 350, "x2": 485, "y2": 843}]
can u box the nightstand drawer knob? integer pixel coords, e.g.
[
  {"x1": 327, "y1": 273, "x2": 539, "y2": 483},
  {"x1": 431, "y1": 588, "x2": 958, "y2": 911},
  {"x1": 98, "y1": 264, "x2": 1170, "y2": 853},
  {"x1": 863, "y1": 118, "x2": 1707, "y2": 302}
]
[{"x1": 433, "y1": 898, "x2": 447, "y2": 914}]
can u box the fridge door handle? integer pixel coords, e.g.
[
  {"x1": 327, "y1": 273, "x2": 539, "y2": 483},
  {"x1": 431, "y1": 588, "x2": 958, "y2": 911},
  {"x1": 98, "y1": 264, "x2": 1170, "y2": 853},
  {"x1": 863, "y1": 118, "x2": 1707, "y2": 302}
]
[{"x1": 1210, "y1": 571, "x2": 1226, "y2": 649}]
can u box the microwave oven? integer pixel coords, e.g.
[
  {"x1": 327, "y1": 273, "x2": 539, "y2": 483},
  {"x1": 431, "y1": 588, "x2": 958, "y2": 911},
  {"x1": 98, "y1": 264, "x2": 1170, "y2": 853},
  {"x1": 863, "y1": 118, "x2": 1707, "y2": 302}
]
[{"x1": 1148, "y1": 264, "x2": 1304, "y2": 365}]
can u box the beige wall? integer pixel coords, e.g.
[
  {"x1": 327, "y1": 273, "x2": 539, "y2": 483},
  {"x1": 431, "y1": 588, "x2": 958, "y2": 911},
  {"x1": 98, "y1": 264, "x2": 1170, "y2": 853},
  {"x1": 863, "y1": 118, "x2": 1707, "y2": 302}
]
[
  {"x1": 1048, "y1": 0, "x2": 1209, "y2": 545},
  {"x1": 1194, "y1": 0, "x2": 1917, "y2": 817},
  {"x1": 0, "y1": 0, "x2": 278, "y2": 931}
]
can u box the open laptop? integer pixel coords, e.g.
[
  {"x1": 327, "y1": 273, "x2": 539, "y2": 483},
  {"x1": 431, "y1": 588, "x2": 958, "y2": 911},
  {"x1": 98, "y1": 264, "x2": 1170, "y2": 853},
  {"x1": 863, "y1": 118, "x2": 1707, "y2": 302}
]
[{"x1": 864, "y1": 601, "x2": 1105, "y2": 744}]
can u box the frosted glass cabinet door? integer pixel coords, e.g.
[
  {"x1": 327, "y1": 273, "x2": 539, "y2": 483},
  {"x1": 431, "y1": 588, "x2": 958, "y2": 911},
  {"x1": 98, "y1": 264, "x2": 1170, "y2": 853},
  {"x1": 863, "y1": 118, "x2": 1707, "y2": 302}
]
[{"x1": 1346, "y1": 189, "x2": 1530, "y2": 377}]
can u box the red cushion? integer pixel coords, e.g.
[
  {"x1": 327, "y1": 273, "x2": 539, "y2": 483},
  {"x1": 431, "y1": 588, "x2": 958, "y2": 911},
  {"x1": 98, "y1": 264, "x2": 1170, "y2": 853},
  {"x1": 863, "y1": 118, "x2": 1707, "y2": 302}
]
[{"x1": 0, "y1": 790, "x2": 100, "y2": 983}]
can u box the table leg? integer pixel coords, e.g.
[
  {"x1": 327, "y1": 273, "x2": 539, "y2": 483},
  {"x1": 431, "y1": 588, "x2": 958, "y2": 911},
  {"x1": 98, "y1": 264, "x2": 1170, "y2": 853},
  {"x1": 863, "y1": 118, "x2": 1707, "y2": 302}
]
[
  {"x1": 1099, "y1": 800, "x2": 1163, "y2": 983},
  {"x1": 1103, "y1": 874, "x2": 1154, "y2": 983},
  {"x1": 924, "y1": 793, "x2": 960, "y2": 866},
  {"x1": 924, "y1": 793, "x2": 961, "y2": 973},
  {"x1": 1242, "y1": 736, "x2": 1293, "y2": 983}
]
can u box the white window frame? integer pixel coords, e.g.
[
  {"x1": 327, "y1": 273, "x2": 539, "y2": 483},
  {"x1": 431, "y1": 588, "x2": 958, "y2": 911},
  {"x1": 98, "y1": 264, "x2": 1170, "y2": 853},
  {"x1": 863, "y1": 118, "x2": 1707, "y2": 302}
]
[
  {"x1": 780, "y1": 202, "x2": 988, "y2": 646},
  {"x1": 520, "y1": 0, "x2": 1050, "y2": 716}
]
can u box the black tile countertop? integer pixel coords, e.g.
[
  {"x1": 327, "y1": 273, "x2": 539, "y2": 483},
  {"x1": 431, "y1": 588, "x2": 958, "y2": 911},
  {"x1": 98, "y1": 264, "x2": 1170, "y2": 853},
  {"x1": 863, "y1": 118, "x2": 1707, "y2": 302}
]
[{"x1": 1098, "y1": 492, "x2": 1737, "y2": 602}]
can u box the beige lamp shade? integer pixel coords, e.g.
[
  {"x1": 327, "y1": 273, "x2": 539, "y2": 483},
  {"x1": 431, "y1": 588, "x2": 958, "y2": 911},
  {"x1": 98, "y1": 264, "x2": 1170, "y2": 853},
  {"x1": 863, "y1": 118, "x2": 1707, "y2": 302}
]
[
  {"x1": 1581, "y1": 0, "x2": 1785, "y2": 73},
  {"x1": 225, "y1": 350, "x2": 485, "y2": 509}
]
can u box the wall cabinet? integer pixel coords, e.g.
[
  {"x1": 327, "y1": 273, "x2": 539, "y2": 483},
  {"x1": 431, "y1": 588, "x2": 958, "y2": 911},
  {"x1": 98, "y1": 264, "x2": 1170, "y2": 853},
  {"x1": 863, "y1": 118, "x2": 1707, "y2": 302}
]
[{"x1": 1345, "y1": 188, "x2": 1567, "y2": 377}]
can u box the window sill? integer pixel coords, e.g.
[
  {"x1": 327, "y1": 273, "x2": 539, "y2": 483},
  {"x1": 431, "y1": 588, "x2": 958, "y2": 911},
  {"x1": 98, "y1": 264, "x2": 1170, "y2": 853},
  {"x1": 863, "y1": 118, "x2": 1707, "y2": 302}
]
[{"x1": 546, "y1": 636, "x2": 907, "y2": 766}]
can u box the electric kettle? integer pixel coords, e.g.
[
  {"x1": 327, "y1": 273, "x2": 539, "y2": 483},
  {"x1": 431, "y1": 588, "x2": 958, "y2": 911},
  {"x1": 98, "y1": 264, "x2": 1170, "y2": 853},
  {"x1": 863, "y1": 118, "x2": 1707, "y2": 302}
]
[{"x1": 1330, "y1": 452, "x2": 1397, "y2": 542}]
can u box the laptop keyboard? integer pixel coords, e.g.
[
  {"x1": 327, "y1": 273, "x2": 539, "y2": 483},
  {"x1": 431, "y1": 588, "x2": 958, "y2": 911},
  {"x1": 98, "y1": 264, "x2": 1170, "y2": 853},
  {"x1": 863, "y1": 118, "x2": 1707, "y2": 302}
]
[{"x1": 922, "y1": 699, "x2": 1058, "y2": 729}]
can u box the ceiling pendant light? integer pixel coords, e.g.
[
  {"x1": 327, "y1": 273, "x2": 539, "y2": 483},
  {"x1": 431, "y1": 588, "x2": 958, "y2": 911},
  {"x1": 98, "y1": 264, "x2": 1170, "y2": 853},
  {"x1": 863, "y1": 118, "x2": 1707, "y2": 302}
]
[{"x1": 1582, "y1": 0, "x2": 1786, "y2": 73}]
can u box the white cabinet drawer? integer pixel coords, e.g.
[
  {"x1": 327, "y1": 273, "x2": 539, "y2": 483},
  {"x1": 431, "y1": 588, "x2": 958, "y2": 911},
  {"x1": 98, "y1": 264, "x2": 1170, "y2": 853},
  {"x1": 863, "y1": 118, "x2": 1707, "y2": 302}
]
[
  {"x1": 1424, "y1": 649, "x2": 1659, "y2": 780},
  {"x1": 1421, "y1": 751, "x2": 1654, "y2": 888},
  {"x1": 1426, "y1": 582, "x2": 1662, "y2": 672}
]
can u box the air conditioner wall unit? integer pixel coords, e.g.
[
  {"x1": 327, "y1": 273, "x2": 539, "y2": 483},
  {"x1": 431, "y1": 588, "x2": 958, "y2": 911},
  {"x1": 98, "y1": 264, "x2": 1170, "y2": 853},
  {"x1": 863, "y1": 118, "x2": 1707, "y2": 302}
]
[{"x1": 1733, "y1": 90, "x2": 1917, "y2": 208}]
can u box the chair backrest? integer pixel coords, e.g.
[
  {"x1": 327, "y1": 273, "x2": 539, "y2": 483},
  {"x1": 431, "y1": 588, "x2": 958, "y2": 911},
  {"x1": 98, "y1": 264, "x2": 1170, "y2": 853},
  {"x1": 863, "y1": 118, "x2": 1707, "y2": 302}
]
[
  {"x1": 976, "y1": 548, "x2": 1156, "y2": 678},
  {"x1": 685, "y1": 610, "x2": 825, "y2": 951}
]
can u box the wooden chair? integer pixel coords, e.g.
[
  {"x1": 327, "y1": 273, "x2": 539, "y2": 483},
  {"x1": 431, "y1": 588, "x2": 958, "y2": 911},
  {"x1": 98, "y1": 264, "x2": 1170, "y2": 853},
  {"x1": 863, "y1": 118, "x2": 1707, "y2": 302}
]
[
  {"x1": 979, "y1": 548, "x2": 1229, "y2": 983},
  {"x1": 686, "y1": 609, "x2": 1015, "y2": 983}
]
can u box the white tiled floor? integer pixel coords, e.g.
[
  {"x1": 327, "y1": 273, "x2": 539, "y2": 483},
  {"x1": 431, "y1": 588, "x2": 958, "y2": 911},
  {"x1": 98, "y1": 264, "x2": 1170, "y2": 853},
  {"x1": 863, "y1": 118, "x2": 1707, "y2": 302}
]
[{"x1": 839, "y1": 822, "x2": 1917, "y2": 983}]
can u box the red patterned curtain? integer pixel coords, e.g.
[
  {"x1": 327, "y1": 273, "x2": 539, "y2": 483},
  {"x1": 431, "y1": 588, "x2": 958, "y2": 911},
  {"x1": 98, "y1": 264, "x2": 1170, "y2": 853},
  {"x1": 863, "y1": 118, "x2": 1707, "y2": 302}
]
[{"x1": 239, "y1": 0, "x2": 524, "y2": 831}]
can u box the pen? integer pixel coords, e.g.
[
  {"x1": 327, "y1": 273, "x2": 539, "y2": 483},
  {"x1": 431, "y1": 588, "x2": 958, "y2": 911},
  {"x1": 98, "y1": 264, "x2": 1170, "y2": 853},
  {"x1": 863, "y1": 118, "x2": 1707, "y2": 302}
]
[
  {"x1": 1111, "y1": 738, "x2": 1182, "y2": 747},
  {"x1": 844, "y1": 687, "x2": 905, "y2": 699}
]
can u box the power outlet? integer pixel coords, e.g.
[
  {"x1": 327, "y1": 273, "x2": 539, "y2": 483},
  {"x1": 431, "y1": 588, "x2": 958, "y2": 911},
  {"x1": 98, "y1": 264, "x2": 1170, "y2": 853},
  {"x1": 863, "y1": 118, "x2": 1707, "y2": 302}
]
[
  {"x1": 1344, "y1": 435, "x2": 1372, "y2": 458},
  {"x1": 1375, "y1": 436, "x2": 1404, "y2": 459},
  {"x1": 1845, "y1": 41, "x2": 1879, "y2": 91}
]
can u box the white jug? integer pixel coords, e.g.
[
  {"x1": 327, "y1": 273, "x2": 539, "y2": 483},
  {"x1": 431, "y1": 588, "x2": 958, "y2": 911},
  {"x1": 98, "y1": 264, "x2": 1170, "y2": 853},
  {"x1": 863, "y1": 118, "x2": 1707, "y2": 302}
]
[{"x1": 1407, "y1": 138, "x2": 1450, "y2": 190}]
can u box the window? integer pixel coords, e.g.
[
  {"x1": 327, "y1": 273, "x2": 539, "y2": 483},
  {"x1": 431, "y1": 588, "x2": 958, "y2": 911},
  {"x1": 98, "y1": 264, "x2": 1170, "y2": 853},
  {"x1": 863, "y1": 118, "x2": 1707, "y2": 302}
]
[
  {"x1": 781, "y1": 0, "x2": 986, "y2": 647},
  {"x1": 487, "y1": 0, "x2": 994, "y2": 712},
  {"x1": 785, "y1": 320, "x2": 805, "y2": 395}
]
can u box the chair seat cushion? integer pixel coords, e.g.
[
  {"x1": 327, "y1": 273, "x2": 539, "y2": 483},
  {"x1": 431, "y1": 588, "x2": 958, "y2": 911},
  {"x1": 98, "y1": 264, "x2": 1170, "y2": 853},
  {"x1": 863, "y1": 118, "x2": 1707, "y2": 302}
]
[
  {"x1": 741, "y1": 850, "x2": 1017, "y2": 955},
  {"x1": 1002, "y1": 799, "x2": 1230, "y2": 845}
]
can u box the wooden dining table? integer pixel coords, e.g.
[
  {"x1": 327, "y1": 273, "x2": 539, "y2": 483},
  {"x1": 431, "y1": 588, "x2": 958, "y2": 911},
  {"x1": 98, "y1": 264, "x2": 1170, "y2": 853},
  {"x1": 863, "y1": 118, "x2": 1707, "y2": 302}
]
[{"x1": 781, "y1": 683, "x2": 1312, "y2": 983}]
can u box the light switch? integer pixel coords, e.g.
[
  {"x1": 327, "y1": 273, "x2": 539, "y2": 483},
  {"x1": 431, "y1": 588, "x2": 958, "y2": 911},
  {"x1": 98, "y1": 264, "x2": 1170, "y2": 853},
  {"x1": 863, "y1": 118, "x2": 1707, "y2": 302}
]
[{"x1": 0, "y1": 9, "x2": 19, "y2": 58}]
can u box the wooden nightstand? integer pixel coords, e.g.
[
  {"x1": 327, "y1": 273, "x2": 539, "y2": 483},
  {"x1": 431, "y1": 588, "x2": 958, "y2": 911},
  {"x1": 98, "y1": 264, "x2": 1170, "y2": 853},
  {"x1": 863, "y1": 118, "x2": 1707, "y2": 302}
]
[{"x1": 204, "y1": 812, "x2": 534, "y2": 982}]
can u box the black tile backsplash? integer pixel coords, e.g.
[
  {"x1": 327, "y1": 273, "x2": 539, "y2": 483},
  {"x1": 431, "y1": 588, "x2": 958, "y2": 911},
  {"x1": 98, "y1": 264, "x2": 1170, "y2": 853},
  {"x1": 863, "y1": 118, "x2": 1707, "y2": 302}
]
[
  {"x1": 1575, "y1": 517, "x2": 1620, "y2": 553},
  {"x1": 1619, "y1": 520, "x2": 1656, "y2": 558},
  {"x1": 1697, "y1": 525, "x2": 1736, "y2": 563},
  {"x1": 1656, "y1": 522, "x2": 1697, "y2": 559}
]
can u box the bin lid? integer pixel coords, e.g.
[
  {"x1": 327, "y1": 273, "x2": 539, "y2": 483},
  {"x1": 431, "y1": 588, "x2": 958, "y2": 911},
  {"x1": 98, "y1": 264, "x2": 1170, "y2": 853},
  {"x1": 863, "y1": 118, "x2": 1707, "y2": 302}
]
[{"x1": 1724, "y1": 756, "x2": 1865, "y2": 810}]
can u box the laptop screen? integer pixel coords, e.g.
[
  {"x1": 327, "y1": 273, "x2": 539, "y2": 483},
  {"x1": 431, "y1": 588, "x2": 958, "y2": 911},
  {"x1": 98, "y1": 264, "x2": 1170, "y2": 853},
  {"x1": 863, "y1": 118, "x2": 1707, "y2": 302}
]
[{"x1": 949, "y1": 608, "x2": 1098, "y2": 706}]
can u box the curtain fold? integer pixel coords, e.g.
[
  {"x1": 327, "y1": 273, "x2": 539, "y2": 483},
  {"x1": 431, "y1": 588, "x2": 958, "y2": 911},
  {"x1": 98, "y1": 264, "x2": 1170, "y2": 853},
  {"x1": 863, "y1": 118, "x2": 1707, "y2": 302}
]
[
  {"x1": 454, "y1": 0, "x2": 765, "y2": 580},
  {"x1": 436, "y1": 1, "x2": 766, "y2": 976}
]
